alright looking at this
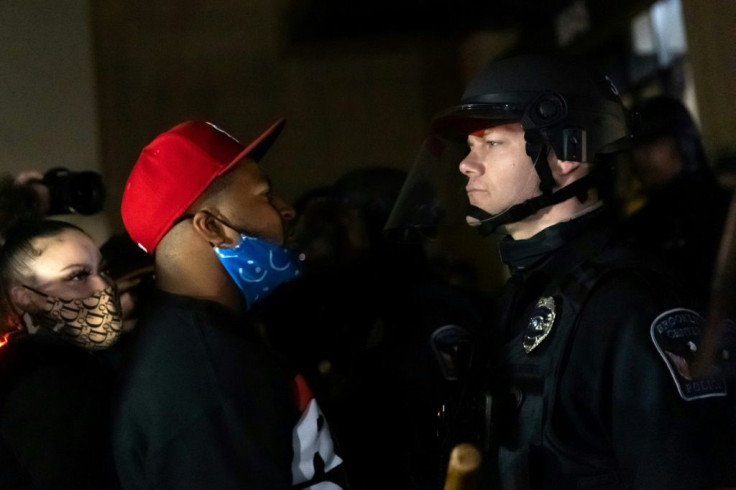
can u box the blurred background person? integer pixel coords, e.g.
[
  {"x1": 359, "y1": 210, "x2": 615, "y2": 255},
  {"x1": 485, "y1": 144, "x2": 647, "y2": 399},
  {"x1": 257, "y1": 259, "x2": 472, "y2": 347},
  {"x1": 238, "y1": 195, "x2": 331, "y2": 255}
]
[
  {"x1": 0, "y1": 218, "x2": 124, "y2": 489},
  {"x1": 622, "y1": 95, "x2": 734, "y2": 306}
]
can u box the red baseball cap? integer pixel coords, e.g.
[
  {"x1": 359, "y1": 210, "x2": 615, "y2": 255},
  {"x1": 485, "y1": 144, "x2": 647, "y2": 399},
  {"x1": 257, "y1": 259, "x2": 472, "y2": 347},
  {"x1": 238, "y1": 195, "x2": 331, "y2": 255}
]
[{"x1": 121, "y1": 118, "x2": 285, "y2": 253}]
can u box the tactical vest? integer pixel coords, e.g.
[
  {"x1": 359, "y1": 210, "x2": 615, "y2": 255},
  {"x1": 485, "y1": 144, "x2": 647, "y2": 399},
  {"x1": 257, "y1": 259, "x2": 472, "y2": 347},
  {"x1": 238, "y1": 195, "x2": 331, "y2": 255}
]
[
  {"x1": 474, "y1": 244, "x2": 672, "y2": 490},
  {"x1": 495, "y1": 256, "x2": 631, "y2": 489}
]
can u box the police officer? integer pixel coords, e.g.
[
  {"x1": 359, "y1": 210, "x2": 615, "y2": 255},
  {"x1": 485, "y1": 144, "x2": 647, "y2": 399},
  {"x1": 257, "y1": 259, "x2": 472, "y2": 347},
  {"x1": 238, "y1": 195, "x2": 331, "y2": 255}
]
[{"x1": 386, "y1": 54, "x2": 736, "y2": 489}]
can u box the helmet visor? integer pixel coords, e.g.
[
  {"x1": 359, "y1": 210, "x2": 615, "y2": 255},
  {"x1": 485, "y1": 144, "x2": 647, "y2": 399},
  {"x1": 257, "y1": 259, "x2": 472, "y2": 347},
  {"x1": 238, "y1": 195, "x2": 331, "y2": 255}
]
[{"x1": 431, "y1": 102, "x2": 526, "y2": 137}]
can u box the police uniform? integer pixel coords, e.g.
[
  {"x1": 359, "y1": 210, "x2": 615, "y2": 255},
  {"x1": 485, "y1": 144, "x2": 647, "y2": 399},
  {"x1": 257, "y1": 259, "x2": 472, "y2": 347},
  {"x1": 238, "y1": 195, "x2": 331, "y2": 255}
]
[
  {"x1": 464, "y1": 207, "x2": 735, "y2": 489},
  {"x1": 386, "y1": 53, "x2": 736, "y2": 490}
]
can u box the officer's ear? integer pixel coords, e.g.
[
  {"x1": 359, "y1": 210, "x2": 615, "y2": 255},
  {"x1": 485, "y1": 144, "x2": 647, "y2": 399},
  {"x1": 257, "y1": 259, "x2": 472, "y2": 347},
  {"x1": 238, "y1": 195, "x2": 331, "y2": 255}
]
[
  {"x1": 190, "y1": 211, "x2": 231, "y2": 248},
  {"x1": 556, "y1": 159, "x2": 582, "y2": 176},
  {"x1": 549, "y1": 152, "x2": 585, "y2": 186}
]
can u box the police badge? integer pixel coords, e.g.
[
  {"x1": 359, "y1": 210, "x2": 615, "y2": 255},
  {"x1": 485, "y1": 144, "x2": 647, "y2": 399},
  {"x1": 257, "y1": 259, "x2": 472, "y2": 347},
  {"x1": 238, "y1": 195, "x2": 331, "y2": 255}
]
[{"x1": 523, "y1": 296, "x2": 557, "y2": 354}]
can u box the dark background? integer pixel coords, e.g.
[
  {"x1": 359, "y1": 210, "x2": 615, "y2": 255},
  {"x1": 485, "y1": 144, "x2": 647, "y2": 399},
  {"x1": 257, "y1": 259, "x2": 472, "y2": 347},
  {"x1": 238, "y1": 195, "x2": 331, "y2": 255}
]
[{"x1": 2, "y1": 0, "x2": 734, "y2": 292}]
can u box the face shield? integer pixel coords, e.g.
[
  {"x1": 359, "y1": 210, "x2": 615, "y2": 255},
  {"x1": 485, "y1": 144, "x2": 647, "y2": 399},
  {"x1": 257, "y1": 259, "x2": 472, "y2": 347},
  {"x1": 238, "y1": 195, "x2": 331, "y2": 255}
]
[
  {"x1": 384, "y1": 102, "x2": 543, "y2": 242},
  {"x1": 383, "y1": 132, "x2": 468, "y2": 243}
]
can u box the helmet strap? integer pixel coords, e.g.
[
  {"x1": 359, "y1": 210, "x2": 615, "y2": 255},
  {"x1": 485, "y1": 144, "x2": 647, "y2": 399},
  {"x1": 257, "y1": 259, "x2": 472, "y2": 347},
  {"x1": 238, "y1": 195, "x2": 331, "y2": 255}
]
[
  {"x1": 525, "y1": 130, "x2": 557, "y2": 194},
  {"x1": 467, "y1": 174, "x2": 594, "y2": 236}
]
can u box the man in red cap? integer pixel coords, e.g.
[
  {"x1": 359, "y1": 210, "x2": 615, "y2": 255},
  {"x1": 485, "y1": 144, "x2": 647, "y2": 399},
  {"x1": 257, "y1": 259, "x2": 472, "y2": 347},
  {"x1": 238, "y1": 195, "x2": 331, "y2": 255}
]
[{"x1": 113, "y1": 119, "x2": 348, "y2": 488}]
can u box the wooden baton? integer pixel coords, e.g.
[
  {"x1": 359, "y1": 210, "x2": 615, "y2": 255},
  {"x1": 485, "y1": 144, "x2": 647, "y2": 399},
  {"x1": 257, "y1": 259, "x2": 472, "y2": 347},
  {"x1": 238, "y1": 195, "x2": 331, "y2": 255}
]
[{"x1": 443, "y1": 443, "x2": 482, "y2": 490}]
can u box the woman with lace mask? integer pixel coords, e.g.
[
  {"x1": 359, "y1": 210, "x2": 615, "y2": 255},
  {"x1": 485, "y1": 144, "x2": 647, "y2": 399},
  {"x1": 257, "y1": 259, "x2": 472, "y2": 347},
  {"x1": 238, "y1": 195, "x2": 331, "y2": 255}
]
[{"x1": 0, "y1": 219, "x2": 123, "y2": 489}]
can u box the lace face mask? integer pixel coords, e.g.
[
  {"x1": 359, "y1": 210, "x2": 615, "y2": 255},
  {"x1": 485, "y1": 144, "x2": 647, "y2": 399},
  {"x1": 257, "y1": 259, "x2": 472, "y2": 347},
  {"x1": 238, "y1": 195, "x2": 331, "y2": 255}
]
[{"x1": 23, "y1": 285, "x2": 123, "y2": 350}]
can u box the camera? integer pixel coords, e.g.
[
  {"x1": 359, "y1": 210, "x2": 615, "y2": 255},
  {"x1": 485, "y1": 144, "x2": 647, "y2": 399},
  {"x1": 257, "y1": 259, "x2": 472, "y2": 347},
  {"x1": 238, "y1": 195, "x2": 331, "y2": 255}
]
[{"x1": 42, "y1": 167, "x2": 106, "y2": 215}]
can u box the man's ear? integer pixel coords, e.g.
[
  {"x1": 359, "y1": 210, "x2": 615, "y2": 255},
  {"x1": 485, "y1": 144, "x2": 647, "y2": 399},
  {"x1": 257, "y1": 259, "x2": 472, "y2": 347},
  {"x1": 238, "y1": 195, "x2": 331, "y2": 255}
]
[{"x1": 191, "y1": 211, "x2": 230, "y2": 248}]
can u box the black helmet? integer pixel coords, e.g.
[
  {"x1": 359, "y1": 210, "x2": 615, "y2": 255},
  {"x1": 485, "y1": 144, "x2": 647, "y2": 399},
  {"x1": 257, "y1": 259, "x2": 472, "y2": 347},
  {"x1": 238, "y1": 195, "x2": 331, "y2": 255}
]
[
  {"x1": 385, "y1": 54, "x2": 631, "y2": 240},
  {"x1": 432, "y1": 53, "x2": 630, "y2": 166}
]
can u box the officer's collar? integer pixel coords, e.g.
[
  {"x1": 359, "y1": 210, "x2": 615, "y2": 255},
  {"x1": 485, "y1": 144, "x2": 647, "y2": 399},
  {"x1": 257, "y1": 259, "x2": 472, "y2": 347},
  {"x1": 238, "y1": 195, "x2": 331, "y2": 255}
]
[{"x1": 499, "y1": 204, "x2": 607, "y2": 275}]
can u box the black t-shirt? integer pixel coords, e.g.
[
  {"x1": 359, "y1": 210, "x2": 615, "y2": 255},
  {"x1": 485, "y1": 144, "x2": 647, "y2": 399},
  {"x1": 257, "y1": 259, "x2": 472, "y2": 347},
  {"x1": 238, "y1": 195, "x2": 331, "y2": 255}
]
[{"x1": 112, "y1": 291, "x2": 346, "y2": 490}]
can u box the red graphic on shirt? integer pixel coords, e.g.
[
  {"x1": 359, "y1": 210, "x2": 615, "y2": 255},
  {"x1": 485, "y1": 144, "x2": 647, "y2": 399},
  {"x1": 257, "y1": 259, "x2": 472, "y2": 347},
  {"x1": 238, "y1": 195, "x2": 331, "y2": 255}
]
[
  {"x1": 292, "y1": 373, "x2": 314, "y2": 412},
  {"x1": 290, "y1": 374, "x2": 345, "y2": 488}
]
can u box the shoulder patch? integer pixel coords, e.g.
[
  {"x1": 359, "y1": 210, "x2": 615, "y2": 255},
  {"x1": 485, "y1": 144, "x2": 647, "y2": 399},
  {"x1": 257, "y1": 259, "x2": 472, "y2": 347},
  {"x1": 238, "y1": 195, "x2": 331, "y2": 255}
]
[{"x1": 650, "y1": 308, "x2": 727, "y2": 401}]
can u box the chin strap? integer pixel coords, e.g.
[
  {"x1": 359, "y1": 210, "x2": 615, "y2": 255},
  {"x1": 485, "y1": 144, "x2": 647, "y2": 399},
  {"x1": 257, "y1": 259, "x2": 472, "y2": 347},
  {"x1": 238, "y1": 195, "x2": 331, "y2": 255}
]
[
  {"x1": 468, "y1": 129, "x2": 594, "y2": 237},
  {"x1": 526, "y1": 132, "x2": 557, "y2": 195},
  {"x1": 467, "y1": 174, "x2": 594, "y2": 236}
]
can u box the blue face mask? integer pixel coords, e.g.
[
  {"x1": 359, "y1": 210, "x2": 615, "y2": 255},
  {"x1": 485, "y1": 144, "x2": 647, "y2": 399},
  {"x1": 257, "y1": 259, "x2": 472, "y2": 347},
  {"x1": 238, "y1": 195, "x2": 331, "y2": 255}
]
[{"x1": 214, "y1": 228, "x2": 303, "y2": 309}]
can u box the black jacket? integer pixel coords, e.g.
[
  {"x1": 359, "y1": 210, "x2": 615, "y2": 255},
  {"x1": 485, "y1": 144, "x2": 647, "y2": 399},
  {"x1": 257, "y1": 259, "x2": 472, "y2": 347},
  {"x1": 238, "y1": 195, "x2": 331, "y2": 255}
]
[{"x1": 462, "y1": 207, "x2": 735, "y2": 489}]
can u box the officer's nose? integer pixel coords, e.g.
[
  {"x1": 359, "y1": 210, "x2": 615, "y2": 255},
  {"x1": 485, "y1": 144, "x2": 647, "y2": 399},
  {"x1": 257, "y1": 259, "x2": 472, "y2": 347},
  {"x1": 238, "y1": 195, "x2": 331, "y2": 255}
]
[{"x1": 459, "y1": 153, "x2": 483, "y2": 177}]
